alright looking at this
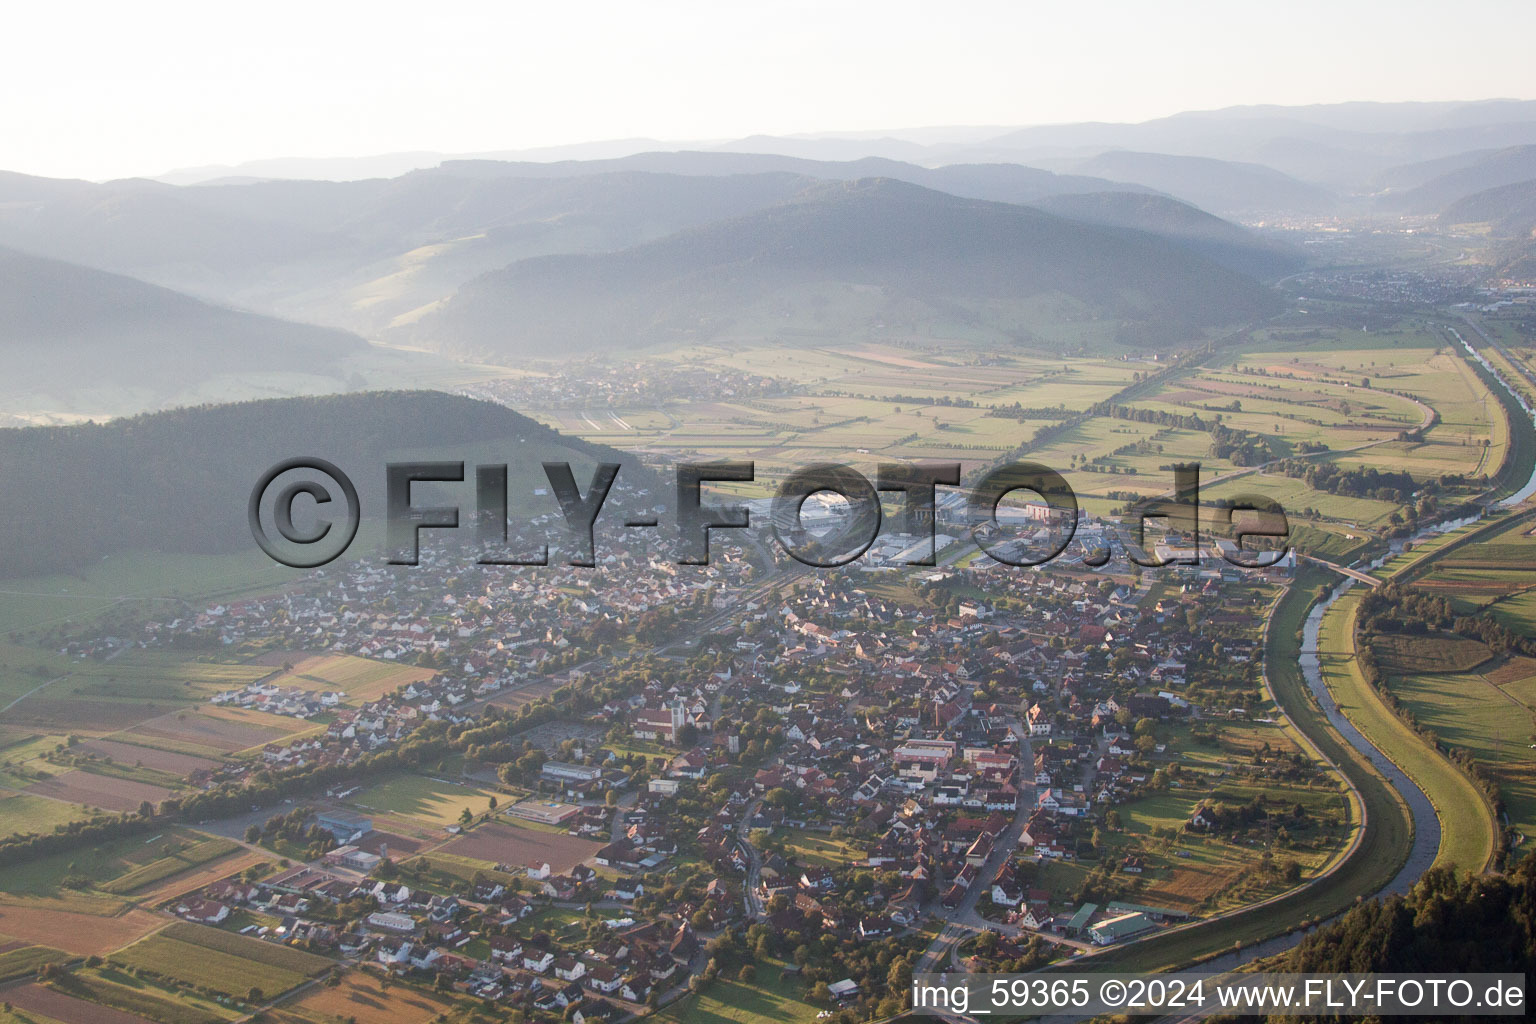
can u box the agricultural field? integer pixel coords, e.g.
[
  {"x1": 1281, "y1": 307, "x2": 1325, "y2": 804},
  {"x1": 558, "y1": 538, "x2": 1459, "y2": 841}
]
[
  {"x1": 0, "y1": 828, "x2": 231, "y2": 900},
  {"x1": 1106, "y1": 331, "x2": 1498, "y2": 521},
  {"x1": 1384, "y1": 665, "x2": 1536, "y2": 844},
  {"x1": 0, "y1": 902, "x2": 161, "y2": 955},
  {"x1": 70, "y1": 739, "x2": 220, "y2": 779},
  {"x1": 117, "y1": 705, "x2": 303, "y2": 758},
  {"x1": 23, "y1": 770, "x2": 175, "y2": 814},
  {"x1": 0, "y1": 942, "x2": 68, "y2": 983},
  {"x1": 98, "y1": 836, "x2": 241, "y2": 895},
  {"x1": 439, "y1": 819, "x2": 602, "y2": 874},
  {"x1": 131, "y1": 852, "x2": 270, "y2": 904},
  {"x1": 529, "y1": 340, "x2": 1144, "y2": 487},
  {"x1": 0, "y1": 548, "x2": 287, "y2": 635},
  {"x1": 112, "y1": 921, "x2": 331, "y2": 1000},
  {"x1": 247, "y1": 652, "x2": 437, "y2": 704},
  {"x1": 0, "y1": 789, "x2": 91, "y2": 834},
  {"x1": 48, "y1": 652, "x2": 272, "y2": 708},
  {"x1": 0, "y1": 642, "x2": 72, "y2": 712},
  {"x1": 1371, "y1": 634, "x2": 1494, "y2": 674},
  {"x1": 517, "y1": 325, "x2": 1510, "y2": 565},
  {"x1": 1370, "y1": 516, "x2": 1536, "y2": 843},
  {"x1": 1, "y1": 650, "x2": 300, "y2": 761},
  {"x1": 1414, "y1": 514, "x2": 1536, "y2": 618},
  {"x1": 32, "y1": 968, "x2": 235, "y2": 1024},
  {"x1": 283, "y1": 970, "x2": 457, "y2": 1024},
  {"x1": 3, "y1": 980, "x2": 178, "y2": 1024},
  {"x1": 653, "y1": 957, "x2": 822, "y2": 1024},
  {"x1": 344, "y1": 773, "x2": 506, "y2": 830},
  {"x1": 1201, "y1": 473, "x2": 1403, "y2": 529}
]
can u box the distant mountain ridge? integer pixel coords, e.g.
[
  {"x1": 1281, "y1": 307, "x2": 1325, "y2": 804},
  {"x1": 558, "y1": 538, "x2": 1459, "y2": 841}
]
[
  {"x1": 426, "y1": 151, "x2": 1154, "y2": 205},
  {"x1": 0, "y1": 245, "x2": 366, "y2": 408},
  {"x1": 407, "y1": 177, "x2": 1278, "y2": 358},
  {"x1": 1027, "y1": 191, "x2": 1304, "y2": 281},
  {"x1": 1440, "y1": 178, "x2": 1536, "y2": 236},
  {"x1": 1388, "y1": 145, "x2": 1536, "y2": 212},
  {"x1": 152, "y1": 99, "x2": 1536, "y2": 192},
  {"x1": 1056, "y1": 151, "x2": 1339, "y2": 217}
]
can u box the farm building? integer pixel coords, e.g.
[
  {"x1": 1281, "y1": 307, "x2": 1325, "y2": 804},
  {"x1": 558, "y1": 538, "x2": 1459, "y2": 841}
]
[
  {"x1": 828, "y1": 979, "x2": 861, "y2": 1001},
  {"x1": 508, "y1": 799, "x2": 582, "y2": 826},
  {"x1": 316, "y1": 809, "x2": 373, "y2": 842},
  {"x1": 542, "y1": 761, "x2": 605, "y2": 794},
  {"x1": 1090, "y1": 911, "x2": 1154, "y2": 945},
  {"x1": 325, "y1": 845, "x2": 382, "y2": 872},
  {"x1": 367, "y1": 911, "x2": 416, "y2": 933}
]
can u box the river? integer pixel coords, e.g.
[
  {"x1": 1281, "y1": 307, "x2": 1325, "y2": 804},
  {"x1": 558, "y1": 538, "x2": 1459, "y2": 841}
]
[{"x1": 1446, "y1": 323, "x2": 1536, "y2": 506}]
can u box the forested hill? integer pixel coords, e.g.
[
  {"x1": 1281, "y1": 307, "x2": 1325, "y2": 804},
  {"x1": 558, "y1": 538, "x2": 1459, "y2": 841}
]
[
  {"x1": 0, "y1": 244, "x2": 365, "y2": 406},
  {"x1": 408, "y1": 178, "x2": 1279, "y2": 358},
  {"x1": 0, "y1": 391, "x2": 649, "y2": 578},
  {"x1": 1282, "y1": 853, "x2": 1536, "y2": 978}
]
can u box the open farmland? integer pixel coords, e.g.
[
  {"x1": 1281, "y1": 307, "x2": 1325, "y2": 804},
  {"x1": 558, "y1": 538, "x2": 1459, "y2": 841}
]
[
  {"x1": 110, "y1": 921, "x2": 333, "y2": 1000},
  {"x1": 1371, "y1": 634, "x2": 1494, "y2": 674},
  {"x1": 99, "y1": 836, "x2": 241, "y2": 895},
  {"x1": 3, "y1": 982, "x2": 163, "y2": 1024},
  {"x1": 1238, "y1": 327, "x2": 1504, "y2": 475},
  {"x1": 34, "y1": 970, "x2": 228, "y2": 1024},
  {"x1": 4, "y1": 698, "x2": 174, "y2": 736},
  {"x1": 528, "y1": 340, "x2": 1142, "y2": 486},
  {"x1": 113, "y1": 933, "x2": 309, "y2": 998},
  {"x1": 118, "y1": 706, "x2": 299, "y2": 756},
  {"x1": 53, "y1": 651, "x2": 272, "y2": 707},
  {"x1": 158, "y1": 920, "x2": 333, "y2": 972},
  {"x1": 23, "y1": 770, "x2": 174, "y2": 814},
  {"x1": 0, "y1": 548, "x2": 284, "y2": 635},
  {"x1": 525, "y1": 325, "x2": 1506, "y2": 547},
  {"x1": 1007, "y1": 326, "x2": 1503, "y2": 533},
  {"x1": 71, "y1": 739, "x2": 220, "y2": 778},
  {"x1": 1384, "y1": 665, "x2": 1536, "y2": 842},
  {"x1": 0, "y1": 828, "x2": 228, "y2": 898},
  {"x1": 1368, "y1": 516, "x2": 1536, "y2": 842},
  {"x1": 0, "y1": 789, "x2": 93, "y2": 834},
  {"x1": 285, "y1": 971, "x2": 457, "y2": 1024},
  {"x1": 132, "y1": 852, "x2": 269, "y2": 903},
  {"x1": 346, "y1": 774, "x2": 506, "y2": 830},
  {"x1": 440, "y1": 820, "x2": 601, "y2": 874},
  {"x1": 0, "y1": 943, "x2": 69, "y2": 983},
  {"x1": 246, "y1": 652, "x2": 436, "y2": 703},
  {"x1": 0, "y1": 903, "x2": 161, "y2": 955}
]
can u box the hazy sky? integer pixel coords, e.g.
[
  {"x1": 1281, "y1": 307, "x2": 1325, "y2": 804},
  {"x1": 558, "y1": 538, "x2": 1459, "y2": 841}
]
[{"x1": 4, "y1": 0, "x2": 1534, "y2": 180}]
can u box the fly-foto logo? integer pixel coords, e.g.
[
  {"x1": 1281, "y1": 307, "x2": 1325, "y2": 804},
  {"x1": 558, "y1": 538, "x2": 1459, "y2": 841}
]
[{"x1": 248, "y1": 459, "x2": 1289, "y2": 570}]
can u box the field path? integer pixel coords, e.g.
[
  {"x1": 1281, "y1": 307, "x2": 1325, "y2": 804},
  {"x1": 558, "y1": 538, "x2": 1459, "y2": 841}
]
[{"x1": 0, "y1": 673, "x2": 70, "y2": 715}]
